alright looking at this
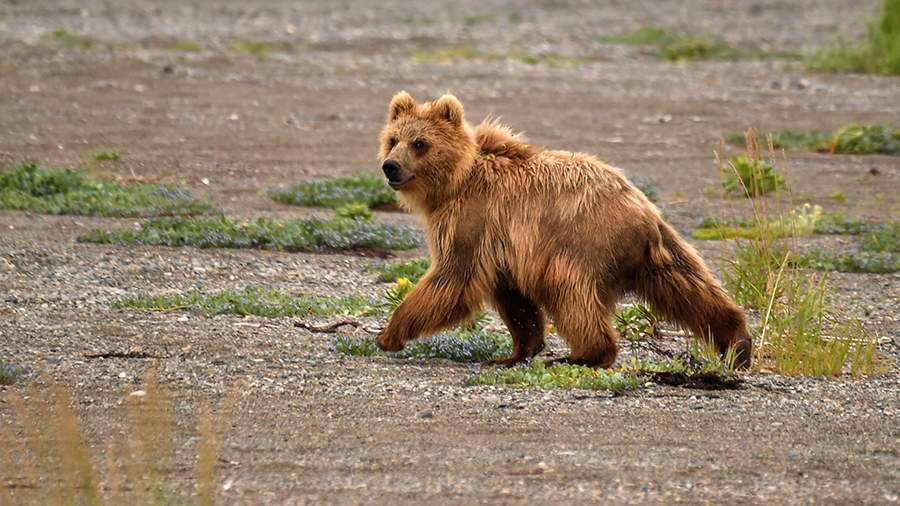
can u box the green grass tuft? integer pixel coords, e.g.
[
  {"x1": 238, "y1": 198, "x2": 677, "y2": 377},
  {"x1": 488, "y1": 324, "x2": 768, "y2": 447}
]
[
  {"x1": 87, "y1": 149, "x2": 120, "y2": 162},
  {"x1": 0, "y1": 162, "x2": 218, "y2": 217},
  {"x1": 414, "y1": 46, "x2": 484, "y2": 63},
  {"x1": 369, "y1": 258, "x2": 431, "y2": 282},
  {"x1": 332, "y1": 330, "x2": 512, "y2": 363},
  {"x1": 805, "y1": 0, "x2": 900, "y2": 75},
  {"x1": 45, "y1": 28, "x2": 92, "y2": 49},
  {"x1": 270, "y1": 175, "x2": 397, "y2": 210},
  {"x1": 600, "y1": 26, "x2": 743, "y2": 61},
  {"x1": 228, "y1": 40, "x2": 276, "y2": 57},
  {"x1": 721, "y1": 154, "x2": 786, "y2": 198},
  {"x1": 115, "y1": 287, "x2": 381, "y2": 318},
  {"x1": 79, "y1": 215, "x2": 420, "y2": 253},
  {"x1": 518, "y1": 53, "x2": 581, "y2": 67},
  {"x1": 659, "y1": 35, "x2": 742, "y2": 61},
  {"x1": 600, "y1": 26, "x2": 676, "y2": 45},
  {"x1": 172, "y1": 40, "x2": 202, "y2": 52}
]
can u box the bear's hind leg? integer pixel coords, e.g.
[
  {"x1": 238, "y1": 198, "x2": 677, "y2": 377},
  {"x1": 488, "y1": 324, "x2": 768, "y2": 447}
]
[{"x1": 487, "y1": 282, "x2": 546, "y2": 367}]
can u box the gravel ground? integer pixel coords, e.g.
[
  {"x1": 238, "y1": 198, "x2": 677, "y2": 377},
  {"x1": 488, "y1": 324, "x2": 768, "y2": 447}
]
[{"x1": 1, "y1": 1, "x2": 899, "y2": 504}]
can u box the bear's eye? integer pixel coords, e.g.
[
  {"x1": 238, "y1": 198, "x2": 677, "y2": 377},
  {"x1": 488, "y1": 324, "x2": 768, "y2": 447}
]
[
  {"x1": 388, "y1": 137, "x2": 398, "y2": 149},
  {"x1": 411, "y1": 139, "x2": 427, "y2": 152}
]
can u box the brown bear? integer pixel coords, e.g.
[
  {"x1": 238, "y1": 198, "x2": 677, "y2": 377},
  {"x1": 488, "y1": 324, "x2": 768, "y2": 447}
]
[{"x1": 375, "y1": 91, "x2": 753, "y2": 369}]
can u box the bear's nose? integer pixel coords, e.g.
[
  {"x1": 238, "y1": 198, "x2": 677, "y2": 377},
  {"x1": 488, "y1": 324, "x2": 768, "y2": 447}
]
[{"x1": 382, "y1": 160, "x2": 401, "y2": 181}]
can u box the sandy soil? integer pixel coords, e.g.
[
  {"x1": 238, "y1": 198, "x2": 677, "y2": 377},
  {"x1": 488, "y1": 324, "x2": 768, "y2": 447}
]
[{"x1": 1, "y1": 1, "x2": 899, "y2": 504}]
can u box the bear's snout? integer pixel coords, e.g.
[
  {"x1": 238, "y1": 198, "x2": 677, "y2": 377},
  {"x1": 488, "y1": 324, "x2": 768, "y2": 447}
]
[{"x1": 382, "y1": 160, "x2": 402, "y2": 182}]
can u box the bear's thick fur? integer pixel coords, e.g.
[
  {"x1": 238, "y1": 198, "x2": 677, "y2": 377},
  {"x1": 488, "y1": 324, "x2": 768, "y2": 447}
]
[{"x1": 376, "y1": 91, "x2": 752, "y2": 369}]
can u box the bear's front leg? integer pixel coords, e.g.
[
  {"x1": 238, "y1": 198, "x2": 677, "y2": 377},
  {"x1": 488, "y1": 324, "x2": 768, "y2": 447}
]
[{"x1": 376, "y1": 268, "x2": 484, "y2": 352}]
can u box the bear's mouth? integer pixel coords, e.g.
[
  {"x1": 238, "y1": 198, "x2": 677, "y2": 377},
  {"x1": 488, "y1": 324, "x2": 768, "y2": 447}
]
[{"x1": 387, "y1": 174, "x2": 415, "y2": 190}]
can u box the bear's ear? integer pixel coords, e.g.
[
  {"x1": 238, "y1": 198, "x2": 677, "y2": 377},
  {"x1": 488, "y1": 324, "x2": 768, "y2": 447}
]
[
  {"x1": 388, "y1": 91, "x2": 416, "y2": 121},
  {"x1": 431, "y1": 94, "x2": 464, "y2": 127}
]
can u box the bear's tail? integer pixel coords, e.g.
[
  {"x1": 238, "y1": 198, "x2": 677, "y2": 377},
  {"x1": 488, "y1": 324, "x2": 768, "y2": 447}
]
[{"x1": 636, "y1": 220, "x2": 753, "y2": 368}]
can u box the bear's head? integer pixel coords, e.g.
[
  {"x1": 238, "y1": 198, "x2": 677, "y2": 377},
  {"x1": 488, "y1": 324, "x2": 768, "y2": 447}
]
[{"x1": 379, "y1": 91, "x2": 477, "y2": 213}]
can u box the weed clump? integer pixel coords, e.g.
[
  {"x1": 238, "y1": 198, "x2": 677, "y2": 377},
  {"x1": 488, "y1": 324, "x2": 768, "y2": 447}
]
[
  {"x1": 721, "y1": 154, "x2": 786, "y2": 198},
  {"x1": 270, "y1": 175, "x2": 397, "y2": 209},
  {"x1": 44, "y1": 28, "x2": 92, "y2": 49},
  {"x1": 0, "y1": 358, "x2": 26, "y2": 385},
  {"x1": 79, "y1": 215, "x2": 420, "y2": 253},
  {"x1": 805, "y1": 0, "x2": 900, "y2": 75},
  {"x1": 0, "y1": 162, "x2": 218, "y2": 217}
]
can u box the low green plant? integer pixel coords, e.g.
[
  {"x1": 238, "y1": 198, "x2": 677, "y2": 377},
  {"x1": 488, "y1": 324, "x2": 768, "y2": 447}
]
[
  {"x1": 721, "y1": 154, "x2": 786, "y2": 198},
  {"x1": 600, "y1": 26, "x2": 743, "y2": 61},
  {"x1": 0, "y1": 162, "x2": 218, "y2": 217},
  {"x1": 600, "y1": 26, "x2": 676, "y2": 46},
  {"x1": 659, "y1": 35, "x2": 741, "y2": 61},
  {"x1": 693, "y1": 204, "x2": 822, "y2": 241},
  {"x1": 414, "y1": 46, "x2": 484, "y2": 63},
  {"x1": 228, "y1": 40, "x2": 276, "y2": 57},
  {"x1": 814, "y1": 213, "x2": 885, "y2": 235},
  {"x1": 469, "y1": 361, "x2": 642, "y2": 392},
  {"x1": 270, "y1": 175, "x2": 397, "y2": 209},
  {"x1": 79, "y1": 215, "x2": 420, "y2": 253},
  {"x1": 332, "y1": 330, "x2": 512, "y2": 363},
  {"x1": 727, "y1": 124, "x2": 899, "y2": 155},
  {"x1": 369, "y1": 257, "x2": 431, "y2": 282},
  {"x1": 335, "y1": 202, "x2": 374, "y2": 222},
  {"x1": 385, "y1": 277, "x2": 416, "y2": 312},
  {"x1": 518, "y1": 53, "x2": 581, "y2": 67},
  {"x1": 830, "y1": 191, "x2": 847, "y2": 203},
  {"x1": 860, "y1": 223, "x2": 900, "y2": 252},
  {"x1": 172, "y1": 40, "x2": 202, "y2": 52},
  {"x1": 615, "y1": 303, "x2": 660, "y2": 341},
  {"x1": 115, "y1": 286, "x2": 381, "y2": 318},
  {"x1": 795, "y1": 221, "x2": 900, "y2": 273},
  {"x1": 0, "y1": 358, "x2": 25, "y2": 385},
  {"x1": 44, "y1": 28, "x2": 92, "y2": 49},
  {"x1": 87, "y1": 149, "x2": 120, "y2": 162},
  {"x1": 796, "y1": 250, "x2": 899, "y2": 273},
  {"x1": 805, "y1": 0, "x2": 900, "y2": 75}
]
